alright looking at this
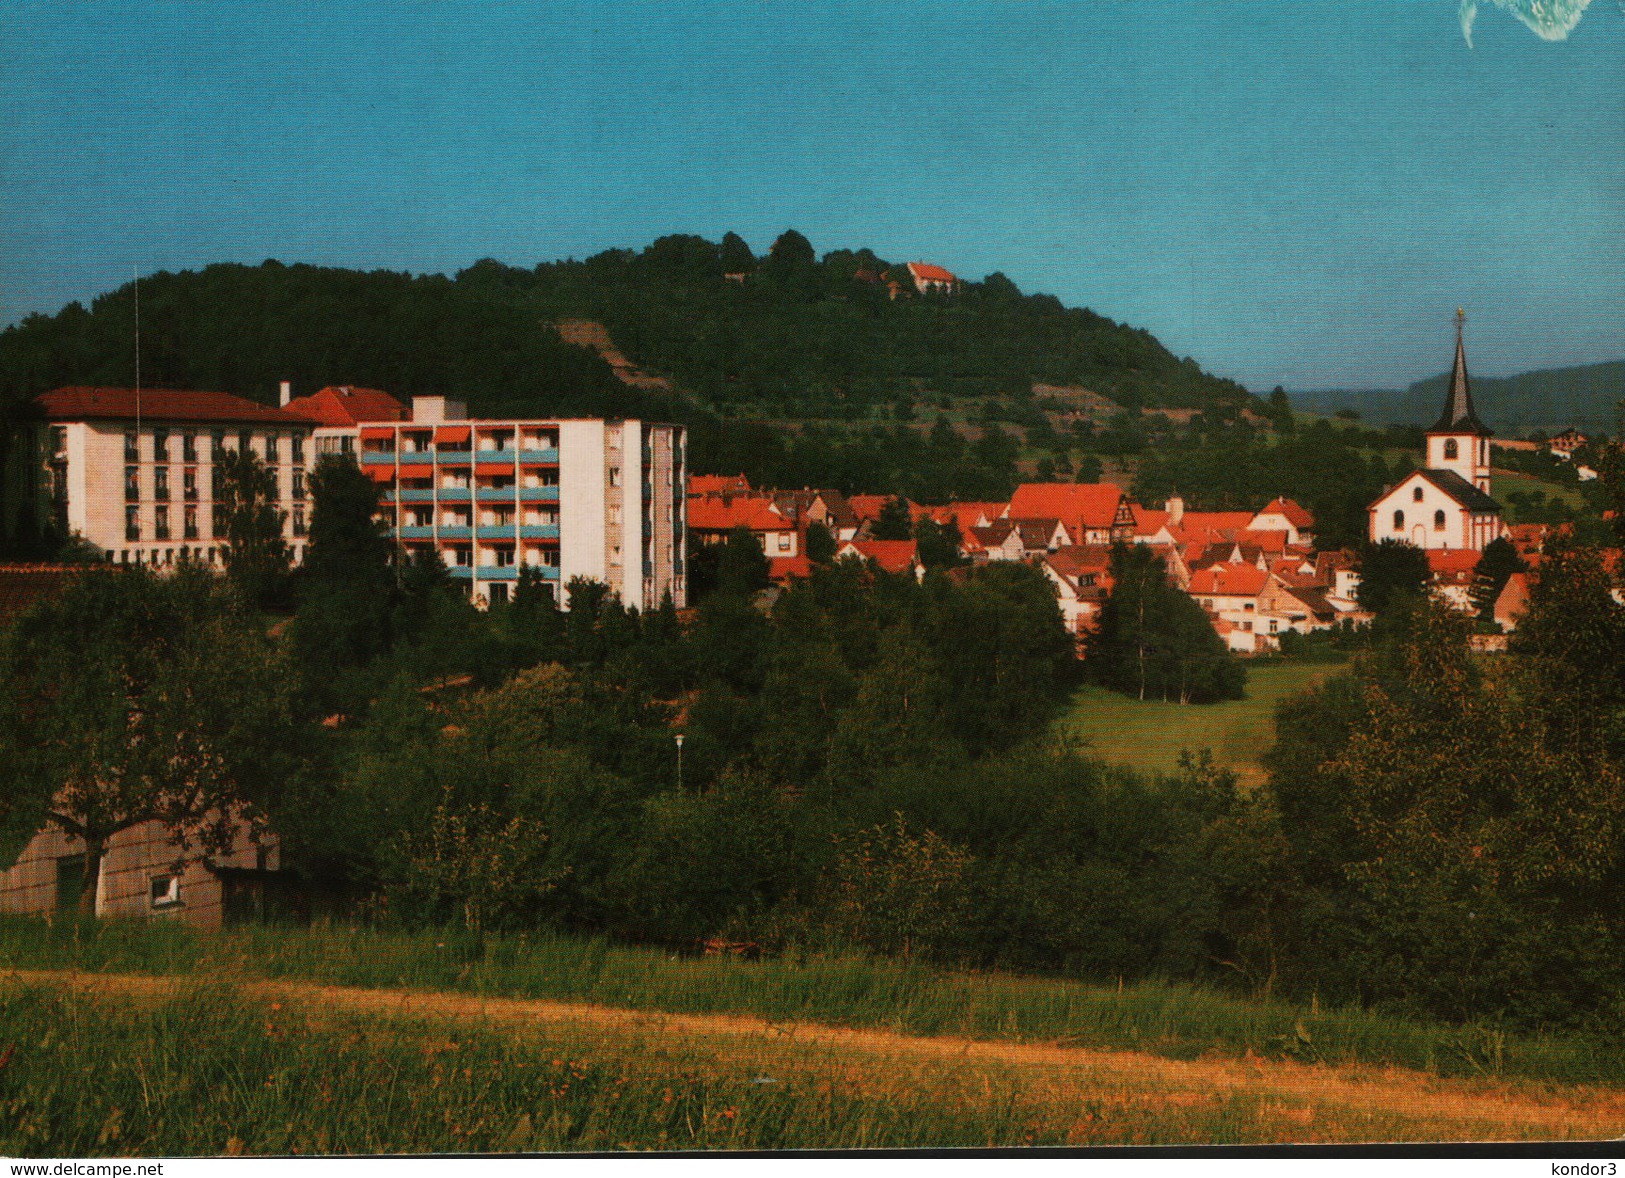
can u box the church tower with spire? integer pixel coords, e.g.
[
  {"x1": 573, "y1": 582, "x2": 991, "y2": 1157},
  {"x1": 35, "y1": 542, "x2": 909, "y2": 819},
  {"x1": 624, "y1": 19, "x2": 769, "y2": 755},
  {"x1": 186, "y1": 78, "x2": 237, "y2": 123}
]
[
  {"x1": 1366, "y1": 310, "x2": 1504, "y2": 552},
  {"x1": 1424, "y1": 309, "x2": 1492, "y2": 495}
]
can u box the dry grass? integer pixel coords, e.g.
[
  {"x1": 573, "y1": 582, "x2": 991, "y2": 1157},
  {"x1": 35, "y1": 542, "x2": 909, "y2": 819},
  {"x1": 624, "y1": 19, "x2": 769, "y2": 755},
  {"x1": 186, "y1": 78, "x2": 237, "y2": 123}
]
[{"x1": 10, "y1": 968, "x2": 1623, "y2": 1147}]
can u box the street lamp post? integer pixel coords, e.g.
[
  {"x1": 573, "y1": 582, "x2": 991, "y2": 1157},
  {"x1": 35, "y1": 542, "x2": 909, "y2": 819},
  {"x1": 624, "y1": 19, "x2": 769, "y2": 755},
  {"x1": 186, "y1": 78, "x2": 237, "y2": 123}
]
[{"x1": 674, "y1": 733, "x2": 685, "y2": 792}]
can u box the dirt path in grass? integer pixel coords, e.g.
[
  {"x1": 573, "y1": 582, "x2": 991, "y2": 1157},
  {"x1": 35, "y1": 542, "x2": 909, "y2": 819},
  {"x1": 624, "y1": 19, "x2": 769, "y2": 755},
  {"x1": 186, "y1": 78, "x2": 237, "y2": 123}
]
[{"x1": 8, "y1": 968, "x2": 1625, "y2": 1142}]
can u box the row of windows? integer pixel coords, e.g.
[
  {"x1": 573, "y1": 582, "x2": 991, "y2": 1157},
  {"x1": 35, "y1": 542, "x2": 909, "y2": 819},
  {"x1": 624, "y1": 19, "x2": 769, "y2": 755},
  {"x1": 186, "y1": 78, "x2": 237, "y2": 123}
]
[
  {"x1": 125, "y1": 466, "x2": 305, "y2": 501},
  {"x1": 1392, "y1": 509, "x2": 1449, "y2": 531},
  {"x1": 123, "y1": 429, "x2": 306, "y2": 464},
  {"x1": 113, "y1": 543, "x2": 305, "y2": 568},
  {"x1": 125, "y1": 504, "x2": 306, "y2": 541}
]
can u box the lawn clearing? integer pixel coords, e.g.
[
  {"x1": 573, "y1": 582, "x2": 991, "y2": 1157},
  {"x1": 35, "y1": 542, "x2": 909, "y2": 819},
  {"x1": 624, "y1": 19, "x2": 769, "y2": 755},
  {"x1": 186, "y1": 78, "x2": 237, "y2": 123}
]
[
  {"x1": 1055, "y1": 661, "x2": 1336, "y2": 786},
  {"x1": 6, "y1": 970, "x2": 1623, "y2": 1152}
]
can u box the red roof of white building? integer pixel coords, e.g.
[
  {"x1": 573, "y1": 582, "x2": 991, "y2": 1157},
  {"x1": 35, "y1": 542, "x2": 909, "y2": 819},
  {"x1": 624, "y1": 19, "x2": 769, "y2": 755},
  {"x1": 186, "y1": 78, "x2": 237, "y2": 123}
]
[
  {"x1": 1257, "y1": 498, "x2": 1315, "y2": 529},
  {"x1": 1425, "y1": 548, "x2": 1481, "y2": 581},
  {"x1": 36, "y1": 387, "x2": 319, "y2": 426},
  {"x1": 847, "y1": 494, "x2": 899, "y2": 523},
  {"x1": 906, "y1": 262, "x2": 957, "y2": 284},
  {"x1": 282, "y1": 385, "x2": 407, "y2": 427}
]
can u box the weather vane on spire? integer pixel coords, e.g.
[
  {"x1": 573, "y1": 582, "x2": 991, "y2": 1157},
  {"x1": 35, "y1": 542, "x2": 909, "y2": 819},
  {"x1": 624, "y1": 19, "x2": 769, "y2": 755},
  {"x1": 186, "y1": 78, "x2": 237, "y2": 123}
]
[{"x1": 1456, "y1": 307, "x2": 1466, "y2": 340}]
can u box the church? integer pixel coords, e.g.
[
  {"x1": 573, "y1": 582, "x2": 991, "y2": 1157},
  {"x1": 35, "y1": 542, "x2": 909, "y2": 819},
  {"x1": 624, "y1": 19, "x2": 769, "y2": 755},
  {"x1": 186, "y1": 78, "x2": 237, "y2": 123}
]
[{"x1": 1367, "y1": 313, "x2": 1504, "y2": 552}]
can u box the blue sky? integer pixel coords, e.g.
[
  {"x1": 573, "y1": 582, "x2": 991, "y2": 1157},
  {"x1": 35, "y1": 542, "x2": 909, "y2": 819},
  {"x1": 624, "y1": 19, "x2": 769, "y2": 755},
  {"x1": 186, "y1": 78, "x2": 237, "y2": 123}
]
[{"x1": 1, "y1": 1, "x2": 1619, "y2": 390}]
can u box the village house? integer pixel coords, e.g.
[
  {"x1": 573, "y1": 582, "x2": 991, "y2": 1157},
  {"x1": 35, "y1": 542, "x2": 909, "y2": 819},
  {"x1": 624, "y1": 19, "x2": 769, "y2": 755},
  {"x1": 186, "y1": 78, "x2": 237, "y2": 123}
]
[
  {"x1": 1249, "y1": 497, "x2": 1316, "y2": 548},
  {"x1": 1038, "y1": 545, "x2": 1114, "y2": 642},
  {"x1": 1006, "y1": 483, "x2": 1135, "y2": 546},
  {"x1": 904, "y1": 262, "x2": 958, "y2": 295},
  {"x1": 1549, "y1": 428, "x2": 1588, "y2": 461},
  {"x1": 837, "y1": 539, "x2": 925, "y2": 580}
]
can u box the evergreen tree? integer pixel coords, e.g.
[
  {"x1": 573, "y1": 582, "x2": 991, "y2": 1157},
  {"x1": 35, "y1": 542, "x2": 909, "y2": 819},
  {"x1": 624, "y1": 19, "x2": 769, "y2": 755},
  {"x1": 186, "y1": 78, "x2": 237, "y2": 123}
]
[
  {"x1": 719, "y1": 231, "x2": 756, "y2": 275},
  {"x1": 1468, "y1": 536, "x2": 1526, "y2": 618},
  {"x1": 871, "y1": 496, "x2": 914, "y2": 541},
  {"x1": 1355, "y1": 538, "x2": 1432, "y2": 617}
]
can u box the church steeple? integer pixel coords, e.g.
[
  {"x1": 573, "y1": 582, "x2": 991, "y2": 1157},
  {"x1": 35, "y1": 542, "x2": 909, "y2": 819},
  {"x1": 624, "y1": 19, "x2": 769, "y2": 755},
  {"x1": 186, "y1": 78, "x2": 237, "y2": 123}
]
[
  {"x1": 1425, "y1": 309, "x2": 1492, "y2": 494},
  {"x1": 1429, "y1": 308, "x2": 1491, "y2": 437}
]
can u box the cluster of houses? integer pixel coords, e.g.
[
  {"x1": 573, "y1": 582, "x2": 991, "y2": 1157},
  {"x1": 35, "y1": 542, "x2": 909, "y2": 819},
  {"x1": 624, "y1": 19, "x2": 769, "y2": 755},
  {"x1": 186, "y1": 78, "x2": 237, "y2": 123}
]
[{"x1": 687, "y1": 471, "x2": 1363, "y2": 654}]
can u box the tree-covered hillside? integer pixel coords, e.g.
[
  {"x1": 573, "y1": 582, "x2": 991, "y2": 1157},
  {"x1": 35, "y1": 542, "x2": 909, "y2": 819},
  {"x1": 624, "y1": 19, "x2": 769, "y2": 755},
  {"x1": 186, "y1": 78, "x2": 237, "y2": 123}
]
[{"x1": 0, "y1": 232, "x2": 1257, "y2": 429}]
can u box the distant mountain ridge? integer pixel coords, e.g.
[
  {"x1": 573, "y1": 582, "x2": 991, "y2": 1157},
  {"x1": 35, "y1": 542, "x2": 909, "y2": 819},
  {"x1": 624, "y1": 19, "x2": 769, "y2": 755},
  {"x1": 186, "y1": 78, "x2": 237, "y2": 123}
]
[{"x1": 1291, "y1": 360, "x2": 1625, "y2": 436}]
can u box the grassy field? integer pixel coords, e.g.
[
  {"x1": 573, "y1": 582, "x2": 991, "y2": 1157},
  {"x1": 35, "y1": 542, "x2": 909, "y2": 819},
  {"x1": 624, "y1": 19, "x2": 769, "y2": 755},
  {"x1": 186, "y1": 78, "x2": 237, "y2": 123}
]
[
  {"x1": 1055, "y1": 661, "x2": 1337, "y2": 786},
  {"x1": 7, "y1": 968, "x2": 1625, "y2": 1153},
  {"x1": 1491, "y1": 469, "x2": 1588, "y2": 510}
]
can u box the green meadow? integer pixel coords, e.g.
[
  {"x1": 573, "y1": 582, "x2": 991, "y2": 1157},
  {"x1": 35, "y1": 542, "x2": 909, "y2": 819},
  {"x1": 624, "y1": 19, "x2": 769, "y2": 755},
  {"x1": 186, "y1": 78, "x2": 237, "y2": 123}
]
[{"x1": 1055, "y1": 661, "x2": 1337, "y2": 786}]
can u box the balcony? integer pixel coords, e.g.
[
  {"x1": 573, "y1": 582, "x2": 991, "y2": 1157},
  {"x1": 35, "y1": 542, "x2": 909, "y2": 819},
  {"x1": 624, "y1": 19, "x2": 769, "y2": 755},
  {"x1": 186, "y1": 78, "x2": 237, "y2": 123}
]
[
  {"x1": 476, "y1": 487, "x2": 518, "y2": 504},
  {"x1": 447, "y1": 565, "x2": 474, "y2": 579},
  {"x1": 398, "y1": 452, "x2": 435, "y2": 465},
  {"x1": 519, "y1": 524, "x2": 560, "y2": 540},
  {"x1": 436, "y1": 487, "x2": 472, "y2": 501},
  {"x1": 398, "y1": 526, "x2": 436, "y2": 540},
  {"x1": 518, "y1": 448, "x2": 559, "y2": 465},
  {"x1": 476, "y1": 525, "x2": 516, "y2": 540},
  {"x1": 360, "y1": 450, "x2": 395, "y2": 465},
  {"x1": 475, "y1": 565, "x2": 519, "y2": 581},
  {"x1": 475, "y1": 448, "x2": 517, "y2": 464},
  {"x1": 517, "y1": 486, "x2": 560, "y2": 503},
  {"x1": 529, "y1": 565, "x2": 561, "y2": 580},
  {"x1": 435, "y1": 450, "x2": 472, "y2": 465},
  {"x1": 437, "y1": 526, "x2": 473, "y2": 540},
  {"x1": 388, "y1": 488, "x2": 437, "y2": 503}
]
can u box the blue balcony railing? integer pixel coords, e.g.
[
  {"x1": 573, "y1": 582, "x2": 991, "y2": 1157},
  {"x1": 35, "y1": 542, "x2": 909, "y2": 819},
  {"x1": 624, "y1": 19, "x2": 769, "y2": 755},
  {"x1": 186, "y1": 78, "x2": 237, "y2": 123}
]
[
  {"x1": 518, "y1": 448, "x2": 559, "y2": 464},
  {"x1": 448, "y1": 566, "x2": 474, "y2": 579},
  {"x1": 436, "y1": 487, "x2": 472, "y2": 501},
  {"x1": 437, "y1": 526, "x2": 473, "y2": 540},
  {"x1": 475, "y1": 566, "x2": 519, "y2": 581},
  {"x1": 360, "y1": 450, "x2": 395, "y2": 464},
  {"x1": 519, "y1": 525, "x2": 560, "y2": 540},
  {"x1": 476, "y1": 487, "x2": 518, "y2": 503},
  {"x1": 387, "y1": 488, "x2": 436, "y2": 503},
  {"x1": 398, "y1": 526, "x2": 435, "y2": 539},
  {"x1": 435, "y1": 450, "x2": 472, "y2": 465},
  {"x1": 517, "y1": 486, "x2": 560, "y2": 502},
  {"x1": 475, "y1": 449, "x2": 517, "y2": 464},
  {"x1": 398, "y1": 452, "x2": 435, "y2": 465},
  {"x1": 475, "y1": 525, "x2": 515, "y2": 540}
]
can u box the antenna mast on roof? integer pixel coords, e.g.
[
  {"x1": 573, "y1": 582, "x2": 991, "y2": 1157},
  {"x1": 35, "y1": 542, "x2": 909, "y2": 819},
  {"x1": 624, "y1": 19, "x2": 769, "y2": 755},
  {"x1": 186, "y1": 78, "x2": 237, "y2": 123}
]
[{"x1": 133, "y1": 267, "x2": 141, "y2": 441}]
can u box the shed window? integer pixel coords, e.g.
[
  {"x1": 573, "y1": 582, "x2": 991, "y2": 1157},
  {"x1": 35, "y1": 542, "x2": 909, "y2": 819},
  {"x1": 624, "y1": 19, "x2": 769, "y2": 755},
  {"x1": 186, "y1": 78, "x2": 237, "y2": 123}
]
[
  {"x1": 1434, "y1": 510, "x2": 1446, "y2": 531},
  {"x1": 150, "y1": 875, "x2": 180, "y2": 908},
  {"x1": 1393, "y1": 510, "x2": 1404, "y2": 531}
]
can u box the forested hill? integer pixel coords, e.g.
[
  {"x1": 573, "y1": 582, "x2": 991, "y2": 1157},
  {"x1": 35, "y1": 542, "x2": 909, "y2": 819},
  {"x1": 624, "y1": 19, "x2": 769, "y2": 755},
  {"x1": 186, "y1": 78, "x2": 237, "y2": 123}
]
[
  {"x1": 0, "y1": 231, "x2": 1256, "y2": 431},
  {"x1": 1291, "y1": 360, "x2": 1625, "y2": 436}
]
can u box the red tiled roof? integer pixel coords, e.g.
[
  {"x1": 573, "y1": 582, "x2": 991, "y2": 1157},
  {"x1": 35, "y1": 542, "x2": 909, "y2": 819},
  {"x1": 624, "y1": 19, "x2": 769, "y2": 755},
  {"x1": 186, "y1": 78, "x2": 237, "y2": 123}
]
[
  {"x1": 687, "y1": 495, "x2": 786, "y2": 533},
  {"x1": 768, "y1": 553, "x2": 813, "y2": 583},
  {"x1": 1188, "y1": 564, "x2": 1268, "y2": 597},
  {"x1": 1425, "y1": 548, "x2": 1481, "y2": 579},
  {"x1": 907, "y1": 262, "x2": 957, "y2": 284},
  {"x1": 1009, "y1": 483, "x2": 1126, "y2": 531},
  {"x1": 282, "y1": 385, "x2": 408, "y2": 427},
  {"x1": 914, "y1": 501, "x2": 1006, "y2": 532},
  {"x1": 35, "y1": 387, "x2": 320, "y2": 426},
  {"x1": 1258, "y1": 498, "x2": 1315, "y2": 529},
  {"x1": 1174, "y1": 511, "x2": 1256, "y2": 541},
  {"x1": 847, "y1": 494, "x2": 896, "y2": 523},
  {"x1": 1131, "y1": 505, "x2": 1171, "y2": 535},
  {"x1": 841, "y1": 540, "x2": 920, "y2": 575},
  {"x1": 689, "y1": 473, "x2": 753, "y2": 496},
  {"x1": 1239, "y1": 529, "x2": 1290, "y2": 555}
]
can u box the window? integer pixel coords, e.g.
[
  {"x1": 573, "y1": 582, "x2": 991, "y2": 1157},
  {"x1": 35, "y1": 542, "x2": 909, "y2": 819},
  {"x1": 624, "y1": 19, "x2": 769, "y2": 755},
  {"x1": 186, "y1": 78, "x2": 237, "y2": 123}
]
[
  {"x1": 1413, "y1": 486, "x2": 1423, "y2": 502},
  {"x1": 293, "y1": 506, "x2": 306, "y2": 536},
  {"x1": 265, "y1": 434, "x2": 279, "y2": 463},
  {"x1": 488, "y1": 583, "x2": 510, "y2": 605},
  {"x1": 608, "y1": 466, "x2": 621, "y2": 488},
  {"x1": 292, "y1": 433, "x2": 306, "y2": 462},
  {"x1": 1269, "y1": 619, "x2": 1279, "y2": 634},
  {"x1": 184, "y1": 505, "x2": 199, "y2": 539},
  {"x1": 777, "y1": 533, "x2": 793, "y2": 553},
  {"x1": 154, "y1": 466, "x2": 169, "y2": 500},
  {"x1": 212, "y1": 431, "x2": 227, "y2": 459},
  {"x1": 1434, "y1": 509, "x2": 1446, "y2": 531},
  {"x1": 154, "y1": 505, "x2": 170, "y2": 541},
  {"x1": 125, "y1": 506, "x2": 141, "y2": 541},
  {"x1": 1443, "y1": 439, "x2": 1459, "y2": 461},
  {"x1": 212, "y1": 505, "x2": 227, "y2": 534},
  {"x1": 1393, "y1": 509, "x2": 1404, "y2": 531},
  {"x1": 182, "y1": 433, "x2": 197, "y2": 463},
  {"x1": 51, "y1": 426, "x2": 68, "y2": 457},
  {"x1": 150, "y1": 875, "x2": 180, "y2": 909},
  {"x1": 211, "y1": 466, "x2": 224, "y2": 498},
  {"x1": 126, "y1": 466, "x2": 139, "y2": 501},
  {"x1": 153, "y1": 430, "x2": 169, "y2": 461},
  {"x1": 492, "y1": 548, "x2": 515, "y2": 567},
  {"x1": 125, "y1": 432, "x2": 139, "y2": 461},
  {"x1": 292, "y1": 468, "x2": 305, "y2": 500},
  {"x1": 239, "y1": 431, "x2": 253, "y2": 454},
  {"x1": 183, "y1": 468, "x2": 197, "y2": 499}
]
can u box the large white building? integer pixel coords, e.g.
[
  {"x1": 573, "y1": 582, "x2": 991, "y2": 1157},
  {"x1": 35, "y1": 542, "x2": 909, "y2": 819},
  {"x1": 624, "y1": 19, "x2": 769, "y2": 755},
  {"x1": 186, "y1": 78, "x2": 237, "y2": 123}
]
[
  {"x1": 1367, "y1": 314, "x2": 1504, "y2": 552},
  {"x1": 7, "y1": 384, "x2": 687, "y2": 610},
  {"x1": 6, "y1": 386, "x2": 322, "y2": 569}
]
